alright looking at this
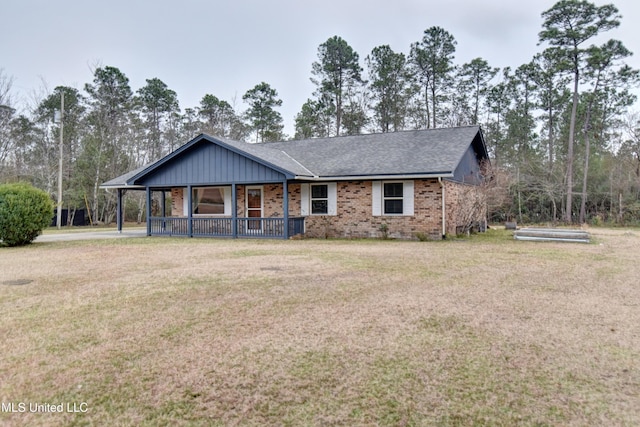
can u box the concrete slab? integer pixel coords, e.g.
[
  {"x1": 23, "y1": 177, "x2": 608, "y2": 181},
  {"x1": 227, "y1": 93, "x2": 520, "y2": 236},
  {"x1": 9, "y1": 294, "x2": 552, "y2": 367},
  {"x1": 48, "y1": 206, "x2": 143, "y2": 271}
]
[
  {"x1": 35, "y1": 229, "x2": 147, "y2": 242},
  {"x1": 513, "y1": 227, "x2": 590, "y2": 243}
]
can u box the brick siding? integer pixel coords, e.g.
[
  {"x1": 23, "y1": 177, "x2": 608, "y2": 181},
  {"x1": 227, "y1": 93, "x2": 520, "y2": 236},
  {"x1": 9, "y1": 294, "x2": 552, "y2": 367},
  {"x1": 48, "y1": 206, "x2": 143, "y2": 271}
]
[
  {"x1": 298, "y1": 180, "x2": 444, "y2": 240},
  {"x1": 168, "y1": 178, "x2": 484, "y2": 240}
]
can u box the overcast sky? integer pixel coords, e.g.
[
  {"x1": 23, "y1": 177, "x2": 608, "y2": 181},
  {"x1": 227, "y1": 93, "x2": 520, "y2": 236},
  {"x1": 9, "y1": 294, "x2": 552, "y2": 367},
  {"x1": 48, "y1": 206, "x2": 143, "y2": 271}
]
[{"x1": 3, "y1": 0, "x2": 640, "y2": 136}]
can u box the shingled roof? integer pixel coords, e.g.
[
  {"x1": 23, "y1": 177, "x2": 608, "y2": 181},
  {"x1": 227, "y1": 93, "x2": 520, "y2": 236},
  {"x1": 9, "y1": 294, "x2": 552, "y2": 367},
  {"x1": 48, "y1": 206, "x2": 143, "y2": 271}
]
[
  {"x1": 101, "y1": 164, "x2": 149, "y2": 189},
  {"x1": 101, "y1": 125, "x2": 487, "y2": 188},
  {"x1": 267, "y1": 125, "x2": 485, "y2": 178}
]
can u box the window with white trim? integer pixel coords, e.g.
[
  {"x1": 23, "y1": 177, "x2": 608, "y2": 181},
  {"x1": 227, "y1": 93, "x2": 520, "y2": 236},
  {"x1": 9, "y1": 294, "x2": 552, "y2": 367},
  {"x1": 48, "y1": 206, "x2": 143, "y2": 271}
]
[
  {"x1": 383, "y1": 182, "x2": 404, "y2": 215},
  {"x1": 300, "y1": 182, "x2": 337, "y2": 216},
  {"x1": 311, "y1": 184, "x2": 329, "y2": 214},
  {"x1": 372, "y1": 181, "x2": 414, "y2": 216},
  {"x1": 192, "y1": 186, "x2": 229, "y2": 215}
]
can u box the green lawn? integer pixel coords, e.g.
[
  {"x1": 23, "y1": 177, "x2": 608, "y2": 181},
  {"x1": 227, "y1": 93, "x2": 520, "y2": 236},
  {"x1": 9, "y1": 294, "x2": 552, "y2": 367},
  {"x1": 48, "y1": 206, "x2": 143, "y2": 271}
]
[{"x1": 1, "y1": 228, "x2": 639, "y2": 426}]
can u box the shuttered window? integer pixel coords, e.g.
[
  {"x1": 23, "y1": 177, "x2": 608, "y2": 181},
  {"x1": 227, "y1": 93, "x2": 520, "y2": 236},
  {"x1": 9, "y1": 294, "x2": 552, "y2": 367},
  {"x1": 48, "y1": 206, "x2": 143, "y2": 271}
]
[
  {"x1": 372, "y1": 181, "x2": 414, "y2": 216},
  {"x1": 311, "y1": 184, "x2": 329, "y2": 214},
  {"x1": 383, "y1": 183, "x2": 404, "y2": 214},
  {"x1": 300, "y1": 183, "x2": 337, "y2": 215}
]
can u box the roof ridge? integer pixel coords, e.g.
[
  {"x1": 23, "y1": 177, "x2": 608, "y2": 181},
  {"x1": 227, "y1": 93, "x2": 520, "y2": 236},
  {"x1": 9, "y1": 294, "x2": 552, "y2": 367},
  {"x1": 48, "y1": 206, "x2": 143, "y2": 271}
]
[
  {"x1": 267, "y1": 125, "x2": 480, "y2": 144},
  {"x1": 279, "y1": 150, "x2": 317, "y2": 177}
]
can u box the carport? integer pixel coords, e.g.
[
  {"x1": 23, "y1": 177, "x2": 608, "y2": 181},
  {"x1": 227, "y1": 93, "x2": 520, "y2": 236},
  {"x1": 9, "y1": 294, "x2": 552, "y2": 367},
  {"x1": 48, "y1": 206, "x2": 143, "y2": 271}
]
[{"x1": 100, "y1": 165, "x2": 147, "y2": 232}]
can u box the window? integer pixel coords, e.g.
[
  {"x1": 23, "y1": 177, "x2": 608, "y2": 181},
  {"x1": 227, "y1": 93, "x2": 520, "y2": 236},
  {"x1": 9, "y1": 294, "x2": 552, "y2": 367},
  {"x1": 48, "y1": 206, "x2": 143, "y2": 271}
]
[
  {"x1": 192, "y1": 187, "x2": 226, "y2": 215},
  {"x1": 383, "y1": 182, "x2": 403, "y2": 214},
  {"x1": 372, "y1": 181, "x2": 414, "y2": 216},
  {"x1": 300, "y1": 183, "x2": 336, "y2": 216},
  {"x1": 311, "y1": 184, "x2": 328, "y2": 214}
]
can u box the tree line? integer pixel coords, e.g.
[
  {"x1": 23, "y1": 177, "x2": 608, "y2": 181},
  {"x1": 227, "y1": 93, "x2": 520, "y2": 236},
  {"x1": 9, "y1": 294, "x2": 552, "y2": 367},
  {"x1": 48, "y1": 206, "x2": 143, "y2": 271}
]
[{"x1": 1, "y1": 0, "x2": 640, "y2": 226}]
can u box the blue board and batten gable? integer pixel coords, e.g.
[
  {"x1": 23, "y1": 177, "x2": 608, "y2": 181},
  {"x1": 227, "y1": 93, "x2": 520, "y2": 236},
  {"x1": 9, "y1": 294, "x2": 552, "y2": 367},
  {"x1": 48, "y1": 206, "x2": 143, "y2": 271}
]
[{"x1": 129, "y1": 135, "x2": 294, "y2": 187}]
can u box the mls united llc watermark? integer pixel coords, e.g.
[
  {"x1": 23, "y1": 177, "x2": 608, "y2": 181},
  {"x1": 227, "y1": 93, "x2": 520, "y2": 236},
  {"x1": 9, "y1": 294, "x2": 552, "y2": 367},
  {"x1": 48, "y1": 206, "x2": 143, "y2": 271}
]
[{"x1": 2, "y1": 402, "x2": 88, "y2": 413}]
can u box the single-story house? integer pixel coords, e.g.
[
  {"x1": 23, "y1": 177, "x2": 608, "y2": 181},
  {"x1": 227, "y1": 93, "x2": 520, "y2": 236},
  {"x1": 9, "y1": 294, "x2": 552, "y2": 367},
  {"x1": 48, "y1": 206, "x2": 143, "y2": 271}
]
[{"x1": 101, "y1": 125, "x2": 489, "y2": 240}]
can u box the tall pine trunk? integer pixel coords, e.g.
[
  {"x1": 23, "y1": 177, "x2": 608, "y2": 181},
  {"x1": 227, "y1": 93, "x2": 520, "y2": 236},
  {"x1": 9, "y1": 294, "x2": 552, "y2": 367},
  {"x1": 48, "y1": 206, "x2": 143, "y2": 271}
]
[
  {"x1": 579, "y1": 131, "x2": 591, "y2": 223},
  {"x1": 565, "y1": 72, "x2": 579, "y2": 223}
]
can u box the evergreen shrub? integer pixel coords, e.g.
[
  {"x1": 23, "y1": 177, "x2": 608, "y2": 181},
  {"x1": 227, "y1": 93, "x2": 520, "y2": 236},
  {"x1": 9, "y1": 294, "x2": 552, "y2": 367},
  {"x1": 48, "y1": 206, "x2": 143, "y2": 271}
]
[{"x1": 0, "y1": 183, "x2": 54, "y2": 247}]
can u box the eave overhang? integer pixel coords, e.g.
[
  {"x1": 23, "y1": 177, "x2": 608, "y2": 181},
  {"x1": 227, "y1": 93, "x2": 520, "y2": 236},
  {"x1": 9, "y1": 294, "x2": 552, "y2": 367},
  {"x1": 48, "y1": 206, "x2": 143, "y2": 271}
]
[{"x1": 293, "y1": 172, "x2": 454, "y2": 182}]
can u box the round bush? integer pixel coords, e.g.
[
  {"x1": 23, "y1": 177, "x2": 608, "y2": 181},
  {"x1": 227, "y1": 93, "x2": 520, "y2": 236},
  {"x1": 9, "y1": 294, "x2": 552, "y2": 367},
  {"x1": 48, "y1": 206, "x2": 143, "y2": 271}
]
[{"x1": 0, "y1": 183, "x2": 54, "y2": 247}]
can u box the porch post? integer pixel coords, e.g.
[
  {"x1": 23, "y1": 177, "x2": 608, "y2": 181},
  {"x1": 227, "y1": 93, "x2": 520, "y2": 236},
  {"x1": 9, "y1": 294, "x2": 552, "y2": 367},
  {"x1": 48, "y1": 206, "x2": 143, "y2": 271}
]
[
  {"x1": 283, "y1": 179, "x2": 289, "y2": 239},
  {"x1": 187, "y1": 185, "x2": 193, "y2": 237},
  {"x1": 117, "y1": 188, "x2": 123, "y2": 233},
  {"x1": 231, "y1": 183, "x2": 237, "y2": 238},
  {"x1": 160, "y1": 190, "x2": 166, "y2": 218},
  {"x1": 146, "y1": 187, "x2": 151, "y2": 236}
]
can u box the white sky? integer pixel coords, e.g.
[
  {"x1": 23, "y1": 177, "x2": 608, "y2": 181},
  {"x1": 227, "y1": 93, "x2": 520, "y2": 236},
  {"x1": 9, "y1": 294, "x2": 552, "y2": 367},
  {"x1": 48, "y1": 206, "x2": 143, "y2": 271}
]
[{"x1": 2, "y1": 0, "x2": 640, "y2": 136}]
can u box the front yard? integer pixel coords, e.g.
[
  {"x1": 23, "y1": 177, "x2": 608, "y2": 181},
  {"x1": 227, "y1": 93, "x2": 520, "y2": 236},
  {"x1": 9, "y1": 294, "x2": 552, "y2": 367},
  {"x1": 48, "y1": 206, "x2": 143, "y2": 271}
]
[{"x1": 1, "y1": 228, "x2": 639, "y2": 425}]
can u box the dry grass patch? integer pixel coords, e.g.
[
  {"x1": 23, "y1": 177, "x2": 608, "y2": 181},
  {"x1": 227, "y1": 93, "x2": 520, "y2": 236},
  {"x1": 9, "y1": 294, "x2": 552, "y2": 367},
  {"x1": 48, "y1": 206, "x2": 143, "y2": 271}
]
[{"x1": 1, "y1": 229, "x2": 639, "y2": 426}]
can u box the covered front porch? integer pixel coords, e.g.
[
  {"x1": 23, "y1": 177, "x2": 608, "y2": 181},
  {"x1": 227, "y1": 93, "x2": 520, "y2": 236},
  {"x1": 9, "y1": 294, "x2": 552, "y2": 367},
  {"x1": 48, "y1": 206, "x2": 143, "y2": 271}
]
[
  {"x1": 145, "y1": 183, "x2": 304, "y2": 239},
  {"x1": 102, "y1": 133, "x2": 316, "y2": 239}
]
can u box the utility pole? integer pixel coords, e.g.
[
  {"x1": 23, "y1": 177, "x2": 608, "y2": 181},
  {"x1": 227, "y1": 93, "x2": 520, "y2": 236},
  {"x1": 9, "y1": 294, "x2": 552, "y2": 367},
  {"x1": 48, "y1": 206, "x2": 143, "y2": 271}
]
[{"x1": 56, "y1": 92, "x2": 64, "y2": 229}]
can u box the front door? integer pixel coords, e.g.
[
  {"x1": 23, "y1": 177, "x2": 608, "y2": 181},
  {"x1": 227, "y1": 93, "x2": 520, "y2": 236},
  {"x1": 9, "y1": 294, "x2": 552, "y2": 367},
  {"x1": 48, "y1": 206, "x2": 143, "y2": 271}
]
[{"x1": 246, "y1": 186, "x2": 263, "y2": 231}]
